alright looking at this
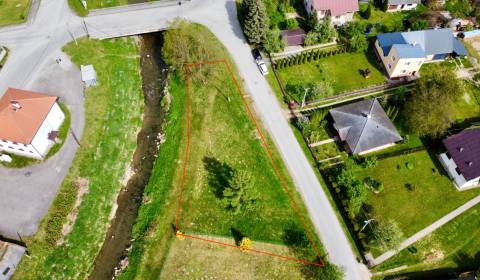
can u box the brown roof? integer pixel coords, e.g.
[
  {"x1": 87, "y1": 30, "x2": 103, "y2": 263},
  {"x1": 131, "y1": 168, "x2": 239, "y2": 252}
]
[
  {"x1": 0, "y1": 88, "x2": 57, "y2": 144},
  {"x1": 281, "y1": 28, "x2": 306, "y2": 46}
]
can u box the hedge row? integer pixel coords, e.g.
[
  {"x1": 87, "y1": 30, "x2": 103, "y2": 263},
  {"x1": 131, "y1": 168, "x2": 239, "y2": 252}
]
[{"x1": 275, "y1": 47, "x2": 348, "y2": 69}]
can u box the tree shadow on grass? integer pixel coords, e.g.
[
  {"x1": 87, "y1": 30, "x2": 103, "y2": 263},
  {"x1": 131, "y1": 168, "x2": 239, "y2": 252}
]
[
  {"x1": 230, "y1": 227, "x2": 245, "y2": 246},
  {"x1": 203, "y1": 156, "x2": 234, "y2": 198}
]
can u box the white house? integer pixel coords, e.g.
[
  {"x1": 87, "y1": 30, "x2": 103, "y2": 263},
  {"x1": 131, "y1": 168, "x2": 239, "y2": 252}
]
[
  {"x1": 0, "y1": 88, "x2": 65, "y2": 159},
  {"x1": 304, "y1": 0, "x2": 359, "y2": 26},
  {"x1": 386, "y1": 0, "x2": 421, "y2": 12},
  {"x1": 439, "y1": 129, "x2": 480, "y2": 190},
  {"x1": 375, "y1": 29, "x2": 468, "y2": 78}
]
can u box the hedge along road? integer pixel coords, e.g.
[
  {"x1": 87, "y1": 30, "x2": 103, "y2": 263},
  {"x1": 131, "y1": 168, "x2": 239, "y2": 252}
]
[{"x1": 0, "y1": 0, "x2": 368, "y2": 279}]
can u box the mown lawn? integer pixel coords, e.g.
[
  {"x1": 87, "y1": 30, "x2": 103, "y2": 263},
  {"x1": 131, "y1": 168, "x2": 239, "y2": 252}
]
[
  {"x1": 68, "y1": 0, "x2": 156, "y2": 16},
  {"x1": 118, "y1": 23, "x2": 330, "y2": 279},
  {"x1": 355, "y1": 151, "x2": 480, "y2": 252},
  {"x1": 373, "y1": 203, "x2": 480, "y2": 277},
  {"x1": 0, "y1": 0, "x2": 31, "y2": 26},
  {"x1": 276, "y1": 51, "x2": 385, "y2": 96},
  {"x1": 13, "y1": 37, "x2": 144, "y2": 279}
]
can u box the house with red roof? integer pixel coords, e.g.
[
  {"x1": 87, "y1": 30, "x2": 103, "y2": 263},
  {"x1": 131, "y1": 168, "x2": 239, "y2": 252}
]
[
  {"x1": 439, "y1": 128, "x2": 480, "y2": 190},
  {"x1": 304, "y1": 0, "x2": 359, "y2": 26},
  {"x1": 0, "y1": 88, "x2": 65, "y2": 159}
]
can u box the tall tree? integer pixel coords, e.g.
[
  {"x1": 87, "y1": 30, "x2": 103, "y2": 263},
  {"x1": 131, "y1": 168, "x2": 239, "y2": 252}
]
[
  {"x1": 223, "y1": 170, "x2": 258, "y2": 213},
  {"x1": 370, "y1": 220, "x2": 404, "y2": 251},
  {"x1": 339, "y1": 22, "x2": 368, "y2": 52},
  {"x1": 243, "y1": 0, "x2": 269, "y2": 45},
  {"x1": 404, "y1": 65, "x2": 463, "y2": 138}
]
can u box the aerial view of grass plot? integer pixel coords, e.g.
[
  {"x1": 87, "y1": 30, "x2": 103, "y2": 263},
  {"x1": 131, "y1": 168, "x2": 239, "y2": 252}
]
[
  {"x1": 174, "y1": 60, "x2": 324, "y2": 271},
  {"x1": 0, "y1": 0, "x2": 31, "y2": 26}
]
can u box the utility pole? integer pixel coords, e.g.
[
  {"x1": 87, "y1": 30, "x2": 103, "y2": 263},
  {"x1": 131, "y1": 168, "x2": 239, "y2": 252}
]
[
  {"x1": 301, "y1": 87, "x2": 310, "y2": 108},
  {"x1": 360, "y1": 218, "x2": 374, "y2": 233}
]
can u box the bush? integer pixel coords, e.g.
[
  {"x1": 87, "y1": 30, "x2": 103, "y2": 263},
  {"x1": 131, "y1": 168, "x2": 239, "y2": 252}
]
[
  {"x1": 362, "y1": 156, "x2": 378, "y2": 168},
  {"x1": 286, "y1": 18, "x2": 299, "y2": 29},
  {"x1": 406, "y1": 161, "x2": 414, "y2": 170},
  {"x1": 263, "y1": 28, "x2": 286, "y2": 54},
  {"x1": 364, "y1": 177, "x2": 384, "y2": 193}
]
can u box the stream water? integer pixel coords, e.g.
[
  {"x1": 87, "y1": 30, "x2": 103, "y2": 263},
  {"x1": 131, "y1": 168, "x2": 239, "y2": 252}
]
[{"x1": 89, "y1": 33, "x2": 167, "y2": 280}]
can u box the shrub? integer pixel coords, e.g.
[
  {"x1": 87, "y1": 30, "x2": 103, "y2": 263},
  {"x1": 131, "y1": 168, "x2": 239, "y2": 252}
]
[
  {"x1": 406, "y1": 162, "x2": 414, "y2": 170},
  {"x1": 364, "y1": 177, "x2": 384, "y2": 193},
  {"x1": 362, "y1": 156, "x2": 378, "y2": 168},
  {"x1": 286, "y1": 18, "x2": 299, "y2": 29}
]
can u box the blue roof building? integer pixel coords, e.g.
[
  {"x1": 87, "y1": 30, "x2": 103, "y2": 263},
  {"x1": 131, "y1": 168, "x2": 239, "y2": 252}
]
[{"x1": 375, "y1": 29, "x2": 468, "y2": 78}]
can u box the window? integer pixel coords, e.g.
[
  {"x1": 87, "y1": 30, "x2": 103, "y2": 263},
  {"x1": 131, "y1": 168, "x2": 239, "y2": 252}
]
[
  {"x1": 392, "y1": 56, "x2": 396, "y2": 61},
  {"x1": 29, "y1": 151, "x2": 33, "y2": 154},
  {"x1": 8, "y1": 146, "x2": 13, "y2": 149},
  {"x1": 388, "y1": 64, "x2": 392, "y2": 69},
  {"x1": 401, "y1": 70, "x2": 407, "y2": 73},
  {"x1": 405, "y1": 62, "x2": 411, "y2": 66},
  {"x1": 446, "y1": 152, "x2": 451, "y2": 159},
  {"x1": 19, "y1": 148, "x2": 24, "y2": 152}
]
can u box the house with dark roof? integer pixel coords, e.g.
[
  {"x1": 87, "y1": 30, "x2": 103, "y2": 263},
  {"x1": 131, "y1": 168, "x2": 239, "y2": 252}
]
[
  {"x1": 375, "y1": 28, "x2": 468, "y2": 78},
  {"x1": 0, "y1": 88, "x2": 65, "y2": 159},
  {"x1": 386, "y1": 0, "x2": 421, "y2": 12},
  {"x1": 329, "y1": 99, "x2": 402, "y2": 155},
  {"x1": 439, "y1": 129, "x2": 480, "y2": 190},
  {"x1": 304, "y1": 0, "x2": 359, "y2": 26}
]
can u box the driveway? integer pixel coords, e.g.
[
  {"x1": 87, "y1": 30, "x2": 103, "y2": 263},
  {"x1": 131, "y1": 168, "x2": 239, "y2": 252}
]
[{"x1": 0, "y1": 53, "x2": 84, "y2": 240}]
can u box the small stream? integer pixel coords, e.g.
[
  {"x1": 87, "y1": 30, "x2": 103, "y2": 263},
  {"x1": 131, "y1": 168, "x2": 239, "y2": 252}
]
[{"x1": 89, "y1": 33, "x2": 167, "y2": 280}]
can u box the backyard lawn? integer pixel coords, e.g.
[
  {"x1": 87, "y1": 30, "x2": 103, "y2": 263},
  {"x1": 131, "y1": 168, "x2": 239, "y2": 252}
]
[
  {"x1": 0, "y1": 0, "x2": 31, "y2": 26},
  {"x1": 355, "y1": 150, "x2": 480, "y2": 252},
  {"x1": 374, "y1": 203, "x2": 480, "y2": 277},
  {"x1": 14, "y1": 37, "x2": 144, "y2": 279},
  {"x1": 275, "y1": 51, "x2": 385, "y2": 99}
]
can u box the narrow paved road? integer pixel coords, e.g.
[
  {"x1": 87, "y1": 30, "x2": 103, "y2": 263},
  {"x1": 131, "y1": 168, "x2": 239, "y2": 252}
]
[
  {"x1": 372, "y1": 194, "x2": 480, "y2": 265},
  {"x1": 0, "y1": 1, "x2": 367, "y2": 279}
]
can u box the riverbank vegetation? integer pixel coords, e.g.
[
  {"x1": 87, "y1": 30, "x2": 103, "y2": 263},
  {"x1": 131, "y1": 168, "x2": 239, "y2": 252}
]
[
  {"x1": 13, "y1": 37, "x2": 144, "y2": 279},
  {"x1": 118, "y1": 21, "x2": 342, "y2": 279}
]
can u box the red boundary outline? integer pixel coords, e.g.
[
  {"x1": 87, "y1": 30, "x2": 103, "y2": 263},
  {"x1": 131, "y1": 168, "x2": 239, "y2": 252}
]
[{"x1": 174, "y1": 59, "x2": 324, "y2": 267}]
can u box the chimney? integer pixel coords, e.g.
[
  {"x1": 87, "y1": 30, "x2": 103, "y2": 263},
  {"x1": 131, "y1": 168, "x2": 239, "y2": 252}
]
[
  {"x1": 10, "y1": 101, "x2": 21, "y2": 111},
  {"x1": 468, "y1": 161, "x2": 473, "y2": 166},
  {"x1": 459, "y1": 147, "x2": 464, "y2": 152}
]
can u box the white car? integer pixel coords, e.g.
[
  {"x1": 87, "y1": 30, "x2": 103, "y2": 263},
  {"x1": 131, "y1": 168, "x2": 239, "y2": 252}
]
[{"x1": 257, "y1": 61, "x2": 269, "y2": 76}]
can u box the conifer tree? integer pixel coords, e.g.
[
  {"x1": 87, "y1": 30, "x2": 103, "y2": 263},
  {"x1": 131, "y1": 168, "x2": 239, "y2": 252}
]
[{"x1": 243, "y1": 0, "x2": 268, "y2": 45}]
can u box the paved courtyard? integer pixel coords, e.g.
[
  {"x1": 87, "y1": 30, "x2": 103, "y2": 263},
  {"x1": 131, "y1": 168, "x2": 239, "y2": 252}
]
[{"x1": 0, "y1": 53, "x2": 84, "y2": 240}]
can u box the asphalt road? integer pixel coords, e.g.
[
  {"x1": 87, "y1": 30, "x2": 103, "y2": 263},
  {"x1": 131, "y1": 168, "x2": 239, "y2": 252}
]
[{"x1": 0, "y1": 1, "x2": 368, "y2": 279}]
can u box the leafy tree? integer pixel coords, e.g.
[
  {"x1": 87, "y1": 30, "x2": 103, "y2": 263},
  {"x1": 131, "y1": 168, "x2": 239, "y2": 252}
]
[
  {"x1": 411, "y1": 19, "x2": 428, "y2": 31},
  {"x1": 162, "y1": 20, "x2": 213, "y2": 69},
  {"x1": 370, "y1": 220, "x2": 404, "y2": 250},
  {"x1": 305, "y1": 14, "x2": 336, "y2": 46},
  {"x1": 404, "y1": 65, "x2": 463, "y2": 137},
  {"x1": 336, "y1": 168, "x2": 367, "y2": 216},
  {"x1": 263, "y1": 28, "x2": 285, "y2": 53},
  {"x1": 446, "y1": 0, "x2": 474, "y2": 18},
  {"x1": 243, "y1": 0, "x2": 269, "y2": 45},
  {"x1": 364, "y1": 2, "x2": 372, "y2": 19},
  {"x1": 381, "y1": 16, "x2": 404, "y2": 33},
  {"x1": 339, "y1": 22, "x2": 368, "y2": 52},
  {"x1": 223, "y1": 170, "x2": 258, "y2": 213}
]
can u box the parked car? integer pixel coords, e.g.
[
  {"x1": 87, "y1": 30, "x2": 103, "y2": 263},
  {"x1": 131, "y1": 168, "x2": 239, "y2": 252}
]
[{"x1": 252, "y1": 49, "x2": 268, "y2": 75}]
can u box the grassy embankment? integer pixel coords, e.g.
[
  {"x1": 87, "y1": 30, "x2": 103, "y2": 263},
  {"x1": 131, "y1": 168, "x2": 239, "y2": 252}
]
[
  {"x1": 117, "y1": 22, "x2": 342, "y2": 279},
  {"x1": 13, "y1": 37, "x2": 144, "y2": 279},
  {"x1": 373, "y1": 203, "x2": 480, "y2": 278},
  {"x1": 0, "y1": 0, "x2": 31, "y2": 26}
]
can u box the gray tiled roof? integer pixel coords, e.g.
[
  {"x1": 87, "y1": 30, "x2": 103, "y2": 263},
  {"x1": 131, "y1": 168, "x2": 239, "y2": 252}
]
[
  {"x1": 443, "y1": 128, "x2": 480, "y2": 181},
  {"x1": 329, "y1": 99, "x2": 402, "y2": 154}
]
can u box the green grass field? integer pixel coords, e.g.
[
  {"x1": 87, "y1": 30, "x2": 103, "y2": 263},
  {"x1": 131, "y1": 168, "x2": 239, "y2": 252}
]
[
  {"x1": 0, "y1": 0, "x2": 31, "y2": 26},
  {"x1": 374, "y1": 203, "x2": 480, "y2": 277},
  {"x1": 276, "y1": 51, "x2": 385, "y2": 97},
  {"x1": 116, "y1": 23, "x2": 335, "y2": 279},
  {"x1": 13, "y1": 37, "x2": 144, "y2": 279},
  {"x1": 355, "y1": 151, "x2": 480, "y2": 254}
]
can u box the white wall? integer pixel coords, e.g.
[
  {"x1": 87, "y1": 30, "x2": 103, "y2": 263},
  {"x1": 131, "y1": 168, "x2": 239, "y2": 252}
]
[
  {"x1": 375, "y1": 40, "x2": 424, "y2": 78},
  {"x1": 304, "y1": 0, "x2": 354, "y2": 26},
  {"x1": 0, "y1": 139, "x2": 42, "y2": 159},
  {"x1": 439, "y1": 153, "x2": 480, "y2": 190},
  {"x1": 387, "y1": 3, "x2": 418, "y2": 12},
  {"x1": 31, "y1": 102, "x2": 65, "y2": 157}
]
